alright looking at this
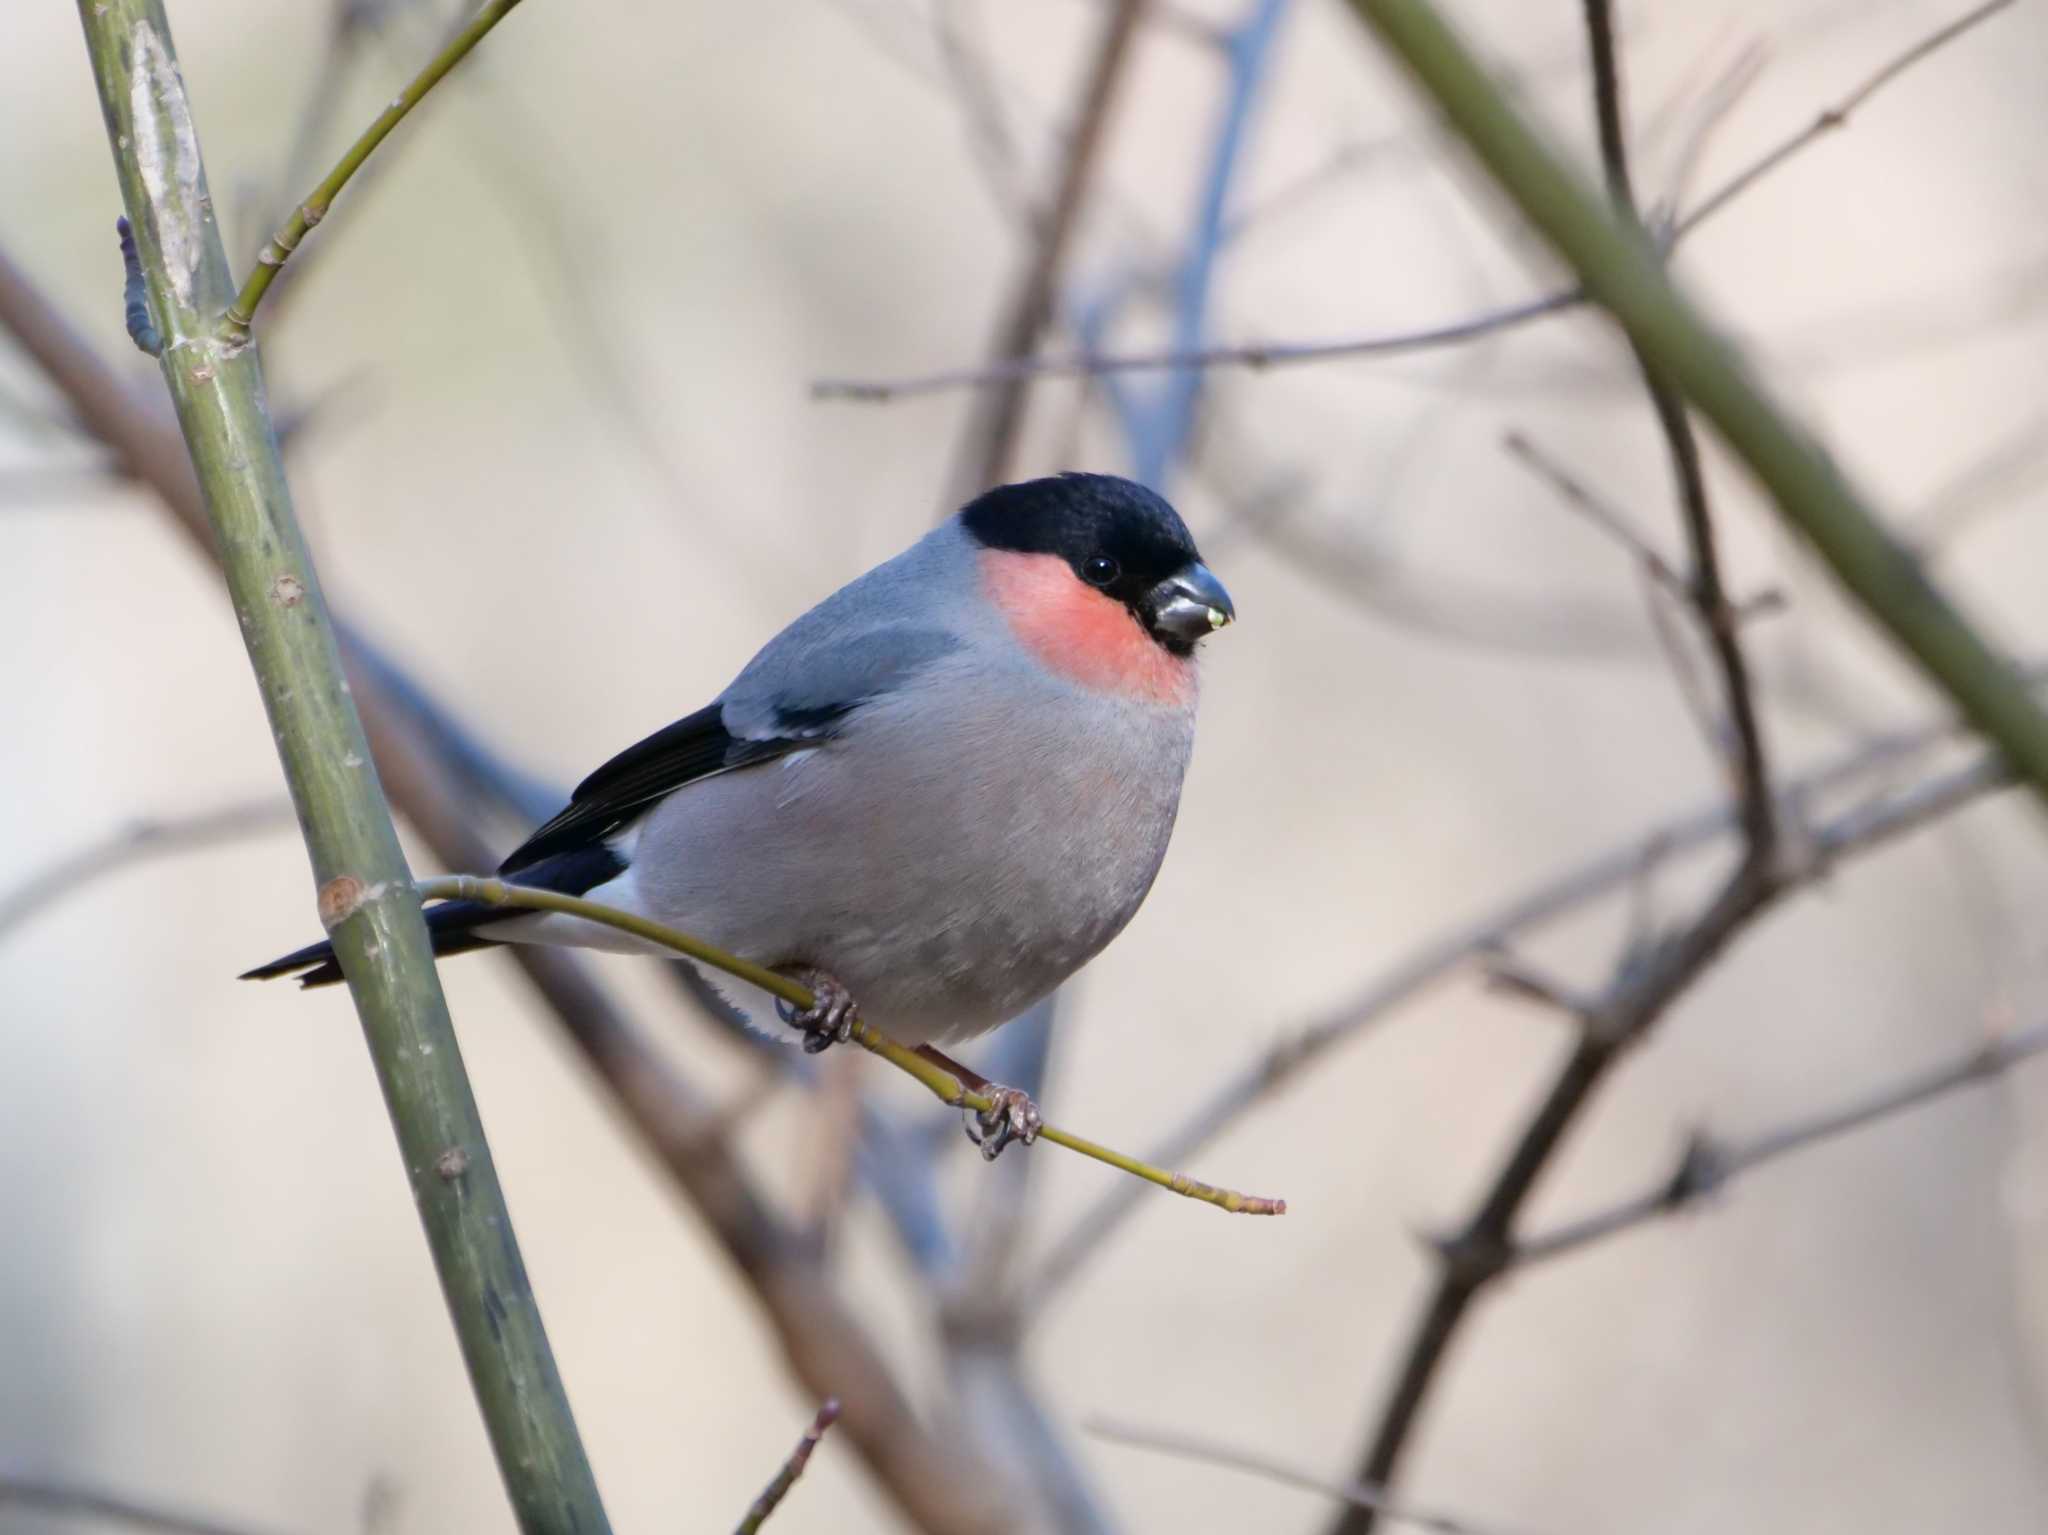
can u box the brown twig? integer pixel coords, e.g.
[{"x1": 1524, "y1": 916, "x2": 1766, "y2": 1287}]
[
  {"x1": 1581, "y1": 0, "x2": 1775, "y2": 853},
  {"x1": 1326, "y1": 8, "x2": 1780, "y2": 1521},
  {"x1": 1513, "y1": 1016, "x2": 2048, "y2": 1268},
  {"x1": 1330, "y1": 748, "x2": 2011, "y2": 1534},
  {"x1": 1022, "y1": 719, "x2": 2016, "y2": 1318},
  {"x1": 1088, "y1": 1419, "x2": 1522, "y2": 1535},
  {"x1": 734, "y1": 1400, "x2": 841, "y2": 1535},
  {"x1": 813, "y1": 0, "x2": 2014, "y2": 401},
  {"x1": 814, "y1": 287, "x2": 1580, "y2": 400}
]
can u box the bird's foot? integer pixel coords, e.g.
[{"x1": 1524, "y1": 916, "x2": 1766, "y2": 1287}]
[
  {"x1": 773, "y1": 966, "x2": 860, "y2": 1054},
  {"x1": 965, "y1": 1084, "x2": 1043, "y2": 1162}
]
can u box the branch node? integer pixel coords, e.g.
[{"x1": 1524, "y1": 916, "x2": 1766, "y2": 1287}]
[
  {"x1": 317, "y1": 873, "x2": 367, "y2": 930},
  {"x1": 1428, "y1": 1221, "x2": 1511, "y2": 1290},
  {"x1": 1479, "y1": 946, "x2": 1592, "y2": 1020},
  {"x1": 1664, "y1": 1132, "x2": 1729, "y2": 1210}
]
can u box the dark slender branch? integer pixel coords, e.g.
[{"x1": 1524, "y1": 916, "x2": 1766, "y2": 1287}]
[
  {"x1": 1514, "y1": 1015, "x2": 2048, "y2": 1268},
  {"x1": 943, "y1": 0, "x2": 1146, "y2": 501},
  {"x1": 1581, "y1": 0, "x2": 1775, "y2": 854},
  {"x1": 1336, "y1": 863, "x2": 1761, "y2": 1535},
  {"x1": 1087, "y1": 1420, "x2": 1520, "y2": 1535},
  {"x1": 0, "y1": 1475, "x2": 287, "y2": 1535},
  {"x1": 734, "y1": 1400, "x2": 841, "y2": 1535},
  {"x1": 1333, "y1": 759, "x2": 2012, "y2": 1529},
  {"x1": 1023, "y1": 715, "x2": 2014, "y2": 1317}
]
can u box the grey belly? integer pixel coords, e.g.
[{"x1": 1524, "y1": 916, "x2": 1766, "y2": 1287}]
[{"x1": 627, "y1": 684, "x2": 1193, "y2": 1046}]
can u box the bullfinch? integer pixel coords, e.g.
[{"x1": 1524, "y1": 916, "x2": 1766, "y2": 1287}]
[{"x1": 246, "y1": 472, "x2": 1234, "y2": 1151}]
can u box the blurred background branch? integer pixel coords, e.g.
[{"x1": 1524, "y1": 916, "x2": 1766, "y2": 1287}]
[{"x1": 5, "y1": 0, "x2": 2044, "y2": 1531}]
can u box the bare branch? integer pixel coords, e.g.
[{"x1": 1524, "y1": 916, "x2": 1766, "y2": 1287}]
[
  {"x1": 1661, "y1": 41, "x2": 1766, "y2": 219},
  {"x1": 1023, "y1": 717, "x2": 2018, "y2": 1317},
  {"x1": 734, "y1": 1400, "x2": 841, "y2": 1535},
  {"x1": 1581, "y1": 0, "x2": 1776, "y2": 855},
  {"x1": 1087, "y1": 1420, "x2": 1526, "y2": 1535},
  {"x1": 813, "y1": 287, "x2": 1578, "y2": 401},
  {"x1": 814, "y1": 0, "x2": 2016, "y2": 400},
  {"x1": 1675, "y1": 0, "x2": 2018, "y2": 235},
  {"x1": 1514, "y1": 1016, "x2": 2048, "y2": 1268}
]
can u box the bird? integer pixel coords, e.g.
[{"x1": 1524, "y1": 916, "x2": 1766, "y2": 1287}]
[{"x1": 245, "y1": 472, "x2": 1234, "y2": 1154}]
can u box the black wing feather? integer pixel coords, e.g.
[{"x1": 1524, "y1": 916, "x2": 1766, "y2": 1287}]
[{"x1": 499, "y1": 702, "x2": 826, "y2": 873}]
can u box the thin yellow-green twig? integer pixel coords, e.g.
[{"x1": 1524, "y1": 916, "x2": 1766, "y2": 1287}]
[
  {"x1": 415, "y1": 876, "x2": 1288, "y2": 1217},
  {"x1": 221, "y1": 0, "x2": 530, "y2": 344}
]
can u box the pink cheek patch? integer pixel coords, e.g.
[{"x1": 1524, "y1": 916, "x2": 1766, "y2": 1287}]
[{"x1": 980, "y1": 549, "x2": 1196, "y2": 707}]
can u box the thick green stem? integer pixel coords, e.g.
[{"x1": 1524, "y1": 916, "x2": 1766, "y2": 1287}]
[
  {"x1": 221, "y1": 0, "x2": 529, "y2": 344},
  {"x1": 75, "y1": 6, "x2": 607, "y2": 1531},
  {"x1": 417, "y1": 878, "x2": 1289, "y2": 1217},
  {"x1": 1347, "y1": 0, "x2": 2048, "y2": 810}
]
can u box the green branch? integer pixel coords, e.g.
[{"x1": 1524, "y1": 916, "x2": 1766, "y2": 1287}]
[
  {"x1": 74, "y1": 5, "x2": 607, "y2": 1531},
  {"x1": 1346, "y1": 0, "x2": 2048, "y2": 811},
  {"x1": 416, "y1": 878, "x2": 1290, "y2": 1217},
  {"x1": 221, "y1": 0, "x2": 530, "y2": 345}
]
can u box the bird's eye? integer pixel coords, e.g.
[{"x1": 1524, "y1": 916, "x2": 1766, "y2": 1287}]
[{"x1": 1082, "y1": 555, "x2": 1120, "y2": 586}]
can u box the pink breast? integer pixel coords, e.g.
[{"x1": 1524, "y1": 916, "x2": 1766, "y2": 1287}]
[{"x1": 980, "y1": 549, "x2": 1196, "y2": 707}]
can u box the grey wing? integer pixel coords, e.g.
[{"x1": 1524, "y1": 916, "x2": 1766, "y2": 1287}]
[
  {"x1": 503, "y1": 621, "x2": 962, "y2": 873},
  {"x1": 718, "y1": 597, "x2": 965, "y2": 741}
]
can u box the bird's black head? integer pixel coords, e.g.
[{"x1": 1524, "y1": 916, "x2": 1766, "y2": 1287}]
[{"x1": 959, "y1": 473, "x2": 1235, "y2": 655}]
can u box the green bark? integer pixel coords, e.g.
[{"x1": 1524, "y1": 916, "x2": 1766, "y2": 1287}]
[
  {"x1": 74, "y1": 6, "x2": 609, "y2": 1530},
  {"x1": 1347, "y1": 0, "x2": 2048, "y2": 810}
]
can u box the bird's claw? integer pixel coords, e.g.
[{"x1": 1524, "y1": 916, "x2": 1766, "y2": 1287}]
[
  {"x1": 774, "y1": 967, "x2": 860, "y2": 1054},
  {"x1": 964, "y1": 1084, "x2": 1043, "y2": 1161}
]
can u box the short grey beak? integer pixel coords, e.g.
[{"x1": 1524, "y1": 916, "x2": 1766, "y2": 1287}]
[{"x1": 1146, "y1": 562, "x2": 1236, "y2": 644}]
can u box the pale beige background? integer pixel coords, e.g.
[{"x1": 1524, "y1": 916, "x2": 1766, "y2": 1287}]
[{"x1": 4, "y1": 1, "x2": 2047, "y2": 1531}]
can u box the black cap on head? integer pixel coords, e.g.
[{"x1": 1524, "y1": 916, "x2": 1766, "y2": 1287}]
[{"x1": 960, "y1": 473, "x2": 1232, "y2": 654}]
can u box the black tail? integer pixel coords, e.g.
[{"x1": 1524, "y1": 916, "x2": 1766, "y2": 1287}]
[
  {"x1": 239, "y1": 900, "x2": 507, "y2": 988},
  {"x1": 239, "y1": 846, "x2": 625, "y2": 989}
]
